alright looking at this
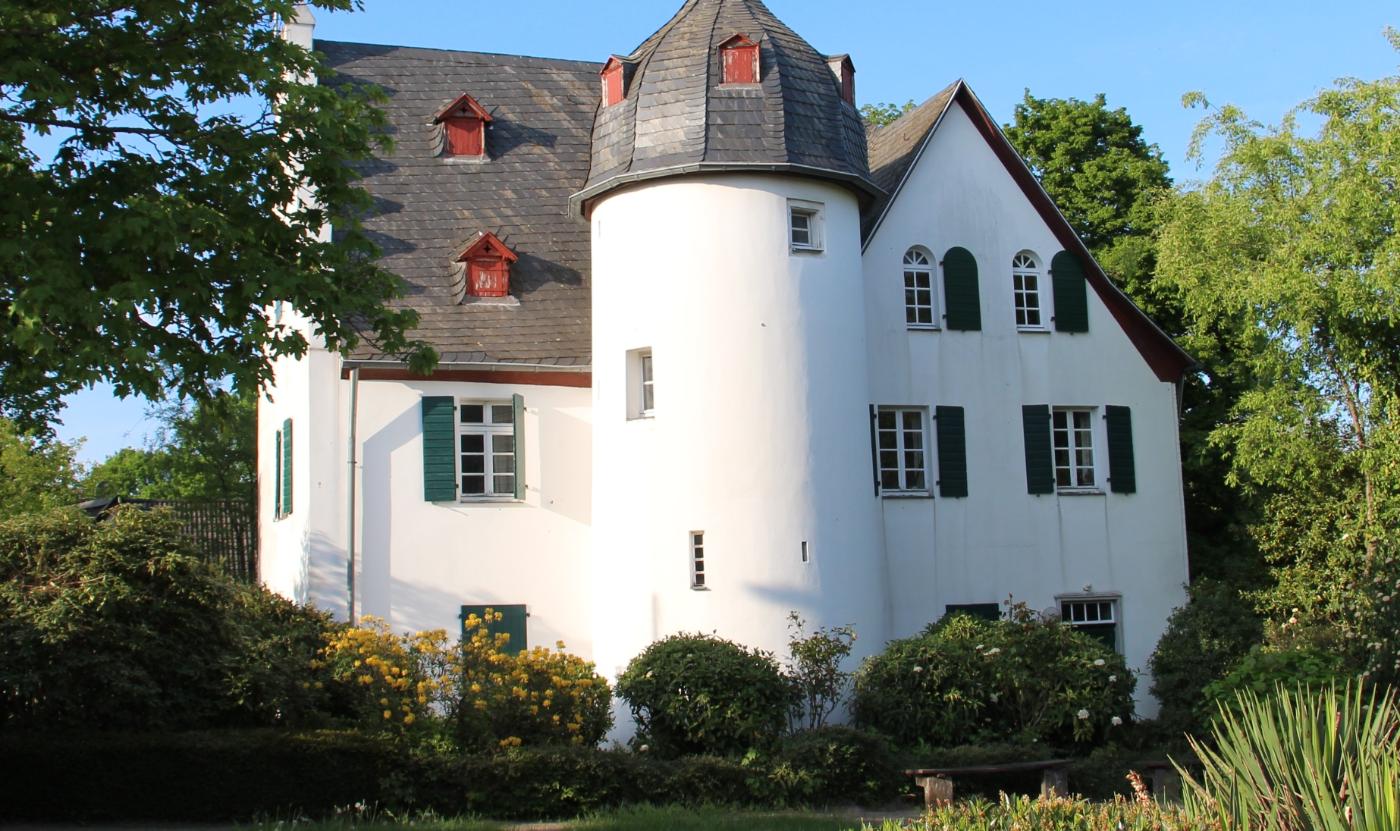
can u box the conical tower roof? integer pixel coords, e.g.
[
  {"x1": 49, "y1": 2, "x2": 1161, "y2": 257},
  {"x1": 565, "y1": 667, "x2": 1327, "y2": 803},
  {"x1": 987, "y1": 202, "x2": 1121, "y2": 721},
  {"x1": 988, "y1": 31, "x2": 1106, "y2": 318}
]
[{"x1": 571, "y1": 0, "x2": 879, "y2": 213}]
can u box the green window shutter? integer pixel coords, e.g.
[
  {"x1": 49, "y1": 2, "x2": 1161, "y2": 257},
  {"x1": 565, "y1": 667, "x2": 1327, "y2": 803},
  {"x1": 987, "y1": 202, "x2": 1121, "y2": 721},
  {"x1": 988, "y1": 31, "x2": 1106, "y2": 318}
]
[
  {"x1": 934, "y1": 405, "x2": 968, "y2": 498},
  {"x1": 460, "y1": 604, "x2": 528, "y2": 657},
  {"x1": 868, "y1": 404, "x2": 880, "y2": 496},
  {"x1": 512, "y1": 393, "x2": 526, "y2": 500},
  {"x1": 273, "y1": 430, "x2": 283, "y2": 519},
  {"x1": 281, "y1": 418, "x2": 294, "y2": 516},
  {"x1": 945, "y1": 603, "x2": 1000, "y2": 622},
  {"x1": 1105, "y1": 405, "x2": 1136, "y2": 494},
  {"x1": 1022, "y1": 405, "x2": 1054, "y2": 495},
  {"x1": 1051, "y1": 251, "x2": 1089, "y2": 333},
  {"x1": 421, "y1": 396, "x2": 457, "y2": 502},
  {"x1": 941, "y1": 247, "x2": 982, "y2": 331}
]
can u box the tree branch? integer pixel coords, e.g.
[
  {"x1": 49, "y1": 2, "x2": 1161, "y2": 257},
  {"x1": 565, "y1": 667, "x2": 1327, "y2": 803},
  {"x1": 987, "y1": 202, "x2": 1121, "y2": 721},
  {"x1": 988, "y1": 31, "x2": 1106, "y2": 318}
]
[{"x1": 0, "y1": 111, "x2": 173, "y2": 139}]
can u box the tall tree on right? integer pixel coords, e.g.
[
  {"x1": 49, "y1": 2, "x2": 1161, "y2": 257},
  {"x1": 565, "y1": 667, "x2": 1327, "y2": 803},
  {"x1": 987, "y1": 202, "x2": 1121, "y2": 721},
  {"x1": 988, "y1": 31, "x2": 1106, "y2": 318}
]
[{"x1": 1155, "y1": 37, "x2": 1400, "y2": 683}]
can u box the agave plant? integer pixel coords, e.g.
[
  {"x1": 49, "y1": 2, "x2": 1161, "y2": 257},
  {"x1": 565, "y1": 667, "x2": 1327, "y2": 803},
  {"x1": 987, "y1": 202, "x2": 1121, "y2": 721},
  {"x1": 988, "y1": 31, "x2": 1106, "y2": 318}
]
[{"x1": 1177, "y1": 682, "x2": 1400, "y2": 830}]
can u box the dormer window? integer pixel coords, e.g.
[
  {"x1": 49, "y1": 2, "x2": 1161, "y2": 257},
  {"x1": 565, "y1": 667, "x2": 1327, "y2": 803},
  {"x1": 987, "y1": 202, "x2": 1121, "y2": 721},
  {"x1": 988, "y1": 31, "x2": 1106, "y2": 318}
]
[
  {"x1": 601, "y1": 56, "x2": 625, "y2": 106},
  {"x1": 826, "y1": 55, "x2": 855, "y2": 105},
  {"x1": 434, "y1": 93, "x2": 492, "y2": 158},
  {"x1": 719, "y1": 34, "x2": 759, "y2": 85},
  {"x1": 457, "y1": 231, "x2": 518, "y2": 298}
]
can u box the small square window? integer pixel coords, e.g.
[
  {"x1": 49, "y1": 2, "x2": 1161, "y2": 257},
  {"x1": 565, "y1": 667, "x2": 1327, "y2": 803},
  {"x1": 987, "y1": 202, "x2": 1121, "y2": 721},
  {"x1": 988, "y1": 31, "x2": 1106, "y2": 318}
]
[
  {"x1": 789, "y1": 200, "x2": 823, "y2": 253},
  {"x1": 627, "y1": 348, "x2": 655, "y2": 419}
]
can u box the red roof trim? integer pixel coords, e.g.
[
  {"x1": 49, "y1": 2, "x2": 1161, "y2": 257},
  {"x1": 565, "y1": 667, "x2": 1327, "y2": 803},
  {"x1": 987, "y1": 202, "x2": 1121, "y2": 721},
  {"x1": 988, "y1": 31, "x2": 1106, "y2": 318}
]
[
  {"x1": 951, "y1": 85, "x2": 1194, "y2": 383},
  {"x1": 434, "y1": 92, "x2": 492, "y2": 124},
  {"x1": 456, "y1": 231, "x2": 518, "y2": 264},
  {"x1": 719, "y1": 33, "x2": 758, "y2": 49},
  {"x1": 599, "y1": 55, "x2": 625, "y2": 76},
  {"x1": 342, "y1": 367, "x2": 591, "y2": 389}
]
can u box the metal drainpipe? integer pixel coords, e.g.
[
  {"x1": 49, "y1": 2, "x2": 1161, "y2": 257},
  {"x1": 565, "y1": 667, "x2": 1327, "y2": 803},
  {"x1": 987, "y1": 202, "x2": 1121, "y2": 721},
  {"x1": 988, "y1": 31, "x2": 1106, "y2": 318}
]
[{"x1": 346, "y1": 366, "x2": 360, "y2": 625}]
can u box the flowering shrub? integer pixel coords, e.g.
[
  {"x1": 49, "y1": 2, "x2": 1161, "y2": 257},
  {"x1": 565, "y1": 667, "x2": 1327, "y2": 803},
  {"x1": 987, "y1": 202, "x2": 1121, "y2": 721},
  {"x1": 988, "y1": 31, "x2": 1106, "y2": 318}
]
[
  {"x1": 318, "y1": 617, "x2": 458, "y2": 737},
  {"x1": 852, "y1": 602, "x2": 1134, "y2": 747},
  {"x1": 865, "y1": 794, "x2": 1215, "y2": 830},
  {"x1": 455, "y1": 608, "x2": 612, "y2": 750},
  {"x1": 616, "y1": 633, "x2": 797, "y2": 757}
]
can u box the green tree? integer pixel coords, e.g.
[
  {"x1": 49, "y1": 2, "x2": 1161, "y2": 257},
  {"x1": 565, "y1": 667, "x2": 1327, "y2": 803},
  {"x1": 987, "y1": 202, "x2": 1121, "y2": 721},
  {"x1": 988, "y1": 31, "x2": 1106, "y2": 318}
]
[
  {"x1": 1, "y1": 1, "x2": 435, "y2": 435},
  {"x1": 0, "y1": 420, "x2": 82, "y2": 514},
  {"x1": 85, "y1": 388, "x2": 255, "y2": 502},
  {"x1": 1155, "y1": 34, "x2": 1400, "y2": 682},
  {"x1": 860, "y1": 100, "x2": 915, "y2": 128}
]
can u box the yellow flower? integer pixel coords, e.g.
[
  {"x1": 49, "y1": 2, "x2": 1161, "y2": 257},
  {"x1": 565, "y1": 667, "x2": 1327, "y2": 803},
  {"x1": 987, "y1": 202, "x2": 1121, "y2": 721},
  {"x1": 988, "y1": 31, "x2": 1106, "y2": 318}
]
[
  {"x1": 403, "y1": 714, "x2": 416, "y2": 726},
  {"x1": 382, "y1": 710, "x2": 392, "y2": 720},
  {"x1": 379, "y1": 697, "x2": 389, "y2": 706}
]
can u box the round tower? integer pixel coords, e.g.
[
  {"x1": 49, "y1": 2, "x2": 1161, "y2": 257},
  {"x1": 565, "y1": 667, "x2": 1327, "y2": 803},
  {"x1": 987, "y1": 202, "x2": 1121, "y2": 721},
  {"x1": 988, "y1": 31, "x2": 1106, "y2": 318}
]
[{"x1": 580, "y1": 0, "x2": 889, "y2": 685}]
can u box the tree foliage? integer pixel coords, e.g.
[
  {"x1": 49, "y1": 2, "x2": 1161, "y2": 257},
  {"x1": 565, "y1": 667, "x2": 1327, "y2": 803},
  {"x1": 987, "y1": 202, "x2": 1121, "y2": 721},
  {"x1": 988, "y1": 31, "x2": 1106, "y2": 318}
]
[
  {"x1": 1155, "y1": 35, "x2": 1400, "y2": 683},
  {"x1": 85, "y1": 387, "x2": 255, "y2": 502},
  {"x1": 0, "y1": 1, "x2": 435, "y2": 433},
  {"x1": 860, "y1": 100, "x2": 916, "y2": 128},
  {"x1": 0, "y1": 420, "x2": 82, "y2": 514}
]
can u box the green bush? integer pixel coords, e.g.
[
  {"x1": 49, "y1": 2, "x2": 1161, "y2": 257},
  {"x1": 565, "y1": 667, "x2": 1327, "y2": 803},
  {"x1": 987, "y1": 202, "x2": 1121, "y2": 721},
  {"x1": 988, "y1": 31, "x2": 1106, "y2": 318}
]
[
  {"x1": 852, "y1": 605, "x2": 1135, "y2": 748},
  {"x1": 616, "y1": 633, "x2": 796, "y2": 757},
  {"x1": 768, "y1": 726, "x2": 906, "y2": 807},
  {"x1": 1182, "y1": 683, "x2": 1400, "y2": 829},
  {"x1": 1148, "y1": 579, "x2": 1263, "y2": 736},
  {"x1": 1199, "y1": 644, "x2": 1353, "y2": 719},
  {"x1": 865, "y1": 794, "x2": 1210, "y2": 830},
  {"x1": 0, "y1": 729, "x2": 396, "y2": 822},
  {"x1": 0, "y1": 507, "x2": 338, "y2": 730}
]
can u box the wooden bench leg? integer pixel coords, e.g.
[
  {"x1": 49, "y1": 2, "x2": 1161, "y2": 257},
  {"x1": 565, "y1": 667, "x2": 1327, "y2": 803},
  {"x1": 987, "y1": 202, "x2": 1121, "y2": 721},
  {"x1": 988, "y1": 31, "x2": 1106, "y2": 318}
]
[
  {"x1": 914, "y1": 775, "x2": 954, "y2": 808},
  {"x1": 1040, "y1": 767, "x2": 1068, "y2": 799},
  {"x1": 1150, "y1": 767, "x2": 1182, "y2": 802}
]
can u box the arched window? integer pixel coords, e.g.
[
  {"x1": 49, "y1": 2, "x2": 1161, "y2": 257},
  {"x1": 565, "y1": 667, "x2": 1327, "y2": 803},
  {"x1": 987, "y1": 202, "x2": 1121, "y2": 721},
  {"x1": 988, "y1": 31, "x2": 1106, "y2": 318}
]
[
  {"x1": 903, "y1": 247, "x2": 935, "y2": 327},
  {"x1": 1012, "y1": 251, "x2": 1044, "y2": 329}
]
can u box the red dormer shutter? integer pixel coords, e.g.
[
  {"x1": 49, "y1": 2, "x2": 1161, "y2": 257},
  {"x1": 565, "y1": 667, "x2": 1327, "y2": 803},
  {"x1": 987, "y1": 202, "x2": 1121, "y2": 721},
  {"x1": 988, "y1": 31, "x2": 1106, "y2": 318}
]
[
  {"x1": 445, "y1": 117, "x2": 484, "y2": 156},
  {"x1": 601, "y1": 57, "x2": 624, "y2": 106},
  {"x1": 720, "y1": 35, "x2": 759, "y2": 85},
  {"x1": 457, "y1": 232, "x2": 519, "y2": 299}
]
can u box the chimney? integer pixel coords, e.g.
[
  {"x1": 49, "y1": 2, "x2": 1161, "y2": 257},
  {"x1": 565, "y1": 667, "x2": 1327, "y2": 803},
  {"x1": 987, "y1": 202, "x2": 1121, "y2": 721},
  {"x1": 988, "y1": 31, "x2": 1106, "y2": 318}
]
[
  {"x1": 826, "y1": 55, "x2": 856, "y2": 106},
  {"x1": 283, "y1": 3, "x2": 316, "y2": 50}
]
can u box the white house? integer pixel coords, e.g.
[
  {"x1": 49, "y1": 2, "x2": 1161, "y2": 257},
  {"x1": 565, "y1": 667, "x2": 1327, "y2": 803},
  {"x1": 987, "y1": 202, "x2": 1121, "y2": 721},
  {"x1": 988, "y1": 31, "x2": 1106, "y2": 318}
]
[{"x1": 261, "y1": 0, "x2": 1194, "y2": 716}]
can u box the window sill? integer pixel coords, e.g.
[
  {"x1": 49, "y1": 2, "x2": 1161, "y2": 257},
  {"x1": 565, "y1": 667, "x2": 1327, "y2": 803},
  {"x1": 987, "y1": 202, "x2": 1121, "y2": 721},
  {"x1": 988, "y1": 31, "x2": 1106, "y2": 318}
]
[
  {"x1": 627, "y1": 413, "x2": 655, "y2": 422},
  {"x1": 907, "y1": 324, "x2": 941, "y2": 332},
  {"x1": 1017, "y1": 326, "x2": 1051, "y2": 334},
  {"x1": 441, "y1": 155, "x2": 489, "y2": 165},
  {"x1": 1057, "y1": 488, "x2": 1104, "y2": 497},
  {"x1": 691, "y1": 585, "x2": 710, "y2": 592},
  {"x1": 881, "y1": 491, "x2": 934, "y2": 499},
  {"x1": 454, "y1": 497, "x2": 525, "y2": 505},
  {"x1": 790, "y1": 246, "x2": 824, "y2": 255}
]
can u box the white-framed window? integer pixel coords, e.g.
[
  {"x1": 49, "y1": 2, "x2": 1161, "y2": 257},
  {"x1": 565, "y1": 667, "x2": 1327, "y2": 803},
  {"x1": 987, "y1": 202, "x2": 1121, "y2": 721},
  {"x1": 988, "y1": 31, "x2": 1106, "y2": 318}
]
[
  {"x1": 876, "y1": 407, "x2": 929, "y2": 493},
  {"x1": 800, "y1": 540, "x2": 810, "y2": 564},
  {"x1": 789, "y1": 199, "x2": 823, "y2": 253},
  {"x1": 1059, "y1": 596, "x2": 1120, "y2": 651},
  {"x1": 458, "y1": 400, "x2": 516, "y2": 498},
  {"x1": 690, "y1": 531, "x2": 706, "y2": 589},
  {"x1": 903, "y1": 247, "x2": 936, "y2": 328},
  {"x1": 1012, "y1": 251, "x2": 1045, "y2": 329},
  {"x1": 626, "y1": 348, "x2": 655, "y2": 419},
  {"x1": 1052, "y1": 407, "x2": 1096, "y2": 490}
]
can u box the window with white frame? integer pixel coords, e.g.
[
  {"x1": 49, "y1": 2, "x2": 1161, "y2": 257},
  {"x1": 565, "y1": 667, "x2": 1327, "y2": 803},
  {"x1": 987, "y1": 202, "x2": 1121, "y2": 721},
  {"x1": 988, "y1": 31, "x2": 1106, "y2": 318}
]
[
  {"x1": 626, "y1": 348, "x2": 655, "y2": 419},
  {"x1": 876, "y1": 407, "x2": 928, "y2": 493},
  {"x1": 690, "y1": 531, "x2": 706, "y2": 589},
  {"x1": 903, "y1": 247, "x2": 936, "y2": 327},
  {"x1": 1012, "y1": 251, "x2": 1044, "y2": 329},
  {"x1": 789, "y1": 200, "x2": 823, "y2": 252},
  {"x1": 1052, "y1": 407, "x2": 1096, "y2": 489},
  {"x1": 458, "y1": 401, "x2": 516, "y2": 498},
  {"x1": 1060, "y1": 596, "x2": 1119, "y2": 651}
]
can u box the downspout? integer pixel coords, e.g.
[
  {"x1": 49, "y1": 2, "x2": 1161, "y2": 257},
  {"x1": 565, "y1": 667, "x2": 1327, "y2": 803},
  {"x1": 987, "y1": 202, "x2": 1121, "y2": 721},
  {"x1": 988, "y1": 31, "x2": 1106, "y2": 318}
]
[{"x1": 346, "y1": 366, "x2": 360, "y2": 625}]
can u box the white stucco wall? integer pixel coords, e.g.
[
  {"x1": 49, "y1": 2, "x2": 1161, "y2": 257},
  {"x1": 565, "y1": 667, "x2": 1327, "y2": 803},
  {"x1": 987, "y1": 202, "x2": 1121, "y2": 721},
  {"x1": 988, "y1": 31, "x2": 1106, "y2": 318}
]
[
  {"x1": 589, "y1": 174, "x2": 889, "y2": 681},
  {"x1": 862, "y1": 100, "x2": 1189, "y2": 714}
]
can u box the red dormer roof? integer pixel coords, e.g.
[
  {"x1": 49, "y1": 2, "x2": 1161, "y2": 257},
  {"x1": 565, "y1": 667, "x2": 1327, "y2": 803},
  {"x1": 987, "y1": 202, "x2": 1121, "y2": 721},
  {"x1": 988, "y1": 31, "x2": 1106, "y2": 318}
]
[
  {"x1": 457, "y1": 230, "x2": 518, "y2": 264},
  {"x1": 434, "y1": 92, "x2": 493, "y2": 124}
]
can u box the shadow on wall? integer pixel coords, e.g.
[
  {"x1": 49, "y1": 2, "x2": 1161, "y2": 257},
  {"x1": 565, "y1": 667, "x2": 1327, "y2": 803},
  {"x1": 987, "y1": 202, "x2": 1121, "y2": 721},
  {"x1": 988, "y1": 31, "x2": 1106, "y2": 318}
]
[
  {"x1": 540, "y1": 405, "x2": 591, "y2": 526},
  {"x1": 359, "y1": 402, "x2": 421, "y2": 622},
  {"x1": 307, "y1": 529, "x2": 348, "y2": 620}
]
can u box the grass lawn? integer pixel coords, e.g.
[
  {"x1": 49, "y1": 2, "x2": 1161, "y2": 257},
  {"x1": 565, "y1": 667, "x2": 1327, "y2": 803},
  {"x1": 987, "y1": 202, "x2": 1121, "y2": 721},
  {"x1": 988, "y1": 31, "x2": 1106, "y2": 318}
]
[{"x1": 249, "y1": 805, "x2": 874, "y2": 831}]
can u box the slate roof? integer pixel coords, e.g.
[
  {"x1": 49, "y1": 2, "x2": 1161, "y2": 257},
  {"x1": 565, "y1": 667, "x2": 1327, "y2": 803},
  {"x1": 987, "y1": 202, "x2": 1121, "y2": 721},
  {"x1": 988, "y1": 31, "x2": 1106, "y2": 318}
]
[
  {"x1": 574, "y1": 0, "x2": 878, "y2": 213},
  {"x1": 316, "y1": 40, "x2": 598, "y2": 367},
  {"x1": 863, "y1": 82, "x2": 959, "y2": 240}
]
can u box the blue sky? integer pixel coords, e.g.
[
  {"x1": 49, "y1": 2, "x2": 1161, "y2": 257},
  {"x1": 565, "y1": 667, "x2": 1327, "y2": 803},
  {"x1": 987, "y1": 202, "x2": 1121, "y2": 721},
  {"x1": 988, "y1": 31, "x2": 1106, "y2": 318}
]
[{"x1": 54, "y1": 0, "x2": 1397, "y2": 464}]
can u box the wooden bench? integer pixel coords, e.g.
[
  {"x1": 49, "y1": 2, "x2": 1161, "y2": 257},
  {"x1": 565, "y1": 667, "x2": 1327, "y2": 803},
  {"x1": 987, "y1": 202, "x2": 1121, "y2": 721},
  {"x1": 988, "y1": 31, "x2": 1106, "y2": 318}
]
[
  {"x1": 1135, "y1": 758, "x2": 1190, "y2": 802},
  {"x1": 905, "y1": 759, "x2": 1073, "y2": 807}
]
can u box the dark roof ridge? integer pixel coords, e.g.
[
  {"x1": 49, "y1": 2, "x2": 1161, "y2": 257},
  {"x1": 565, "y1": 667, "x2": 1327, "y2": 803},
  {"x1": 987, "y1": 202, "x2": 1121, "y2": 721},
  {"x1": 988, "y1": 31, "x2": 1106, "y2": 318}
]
[{"x1": 314, "y1": 38, "x2": 602, "y2": 70}]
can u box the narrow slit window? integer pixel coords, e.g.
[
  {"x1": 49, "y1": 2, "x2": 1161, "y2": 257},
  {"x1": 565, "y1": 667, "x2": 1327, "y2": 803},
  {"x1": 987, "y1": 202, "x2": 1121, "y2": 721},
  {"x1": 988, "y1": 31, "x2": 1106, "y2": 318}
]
[
  {"x1": 690, "y1": 531, "x2": 706, "y2": 589},
  {"x1": 800, "y1": 540, "x2": 809, "y2": 563}
]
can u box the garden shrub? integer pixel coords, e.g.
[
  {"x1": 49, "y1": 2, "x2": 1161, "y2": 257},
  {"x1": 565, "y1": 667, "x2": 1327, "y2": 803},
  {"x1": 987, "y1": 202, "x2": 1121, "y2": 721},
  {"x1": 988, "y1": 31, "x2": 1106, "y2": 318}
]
[
  {"x1": 0, "y1": 729, "x2": 396, "y2": 822},
  {"x1": 852, "y1": 603, "x2": 1135, "y2": 748},
  {"x1": 785, "y1": 612, "x2": 857, "y2": 730},
  {"x1": 616, "y1": 632, "x2": 795, "y2": 757},
  {"x1": 873, "y1": 793, "x2": 1211, "y2": 830},
  {"x1": 0, "y1": 507, "x2": 337, "y2": 731},
  {"x1": 1199, "y1": 643, "x2": 1352, "y2": 718},
  {"x1": 1148, "y1": 578, "x2": 1263, "y2": 736},
  {"x1": 319, "y1": 616, "x2": 459, "y2": 739},
  {"x1": 455, "y1": 608, "x2": 612, "y2": 749},
  {"x1": 768, "y1": 726, "x2": 905, "y2": 806}
]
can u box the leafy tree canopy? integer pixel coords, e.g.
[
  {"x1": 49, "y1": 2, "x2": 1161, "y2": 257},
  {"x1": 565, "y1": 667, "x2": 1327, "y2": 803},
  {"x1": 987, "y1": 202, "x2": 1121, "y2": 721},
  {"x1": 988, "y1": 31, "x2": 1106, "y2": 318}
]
[
  {"x1": 1002, "y1": 91, "x2": 1172, "y2": 320},
  {"x1": 0, "y1": 1, "x2": 435, "y2": 434},
  {"x1": 85, "y1": 387, "x2": 254, "y2": 502},
  {"x1": 860, "y1": 100, "x2": 916, "y2": 128},
  {"x1": 1155, "y1": 33, "x2": 1400, "y2": 682},
  {"x1": 0, "y1": 420, "x2": 82, "y2": 514}
]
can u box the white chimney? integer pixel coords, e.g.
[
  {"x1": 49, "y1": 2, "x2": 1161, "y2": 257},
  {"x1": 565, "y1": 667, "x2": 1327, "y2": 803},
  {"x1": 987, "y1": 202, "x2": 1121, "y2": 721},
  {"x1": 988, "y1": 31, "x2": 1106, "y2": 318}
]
[{"x1": 283, "y1": 3, "x2": 316, "y2": 50}]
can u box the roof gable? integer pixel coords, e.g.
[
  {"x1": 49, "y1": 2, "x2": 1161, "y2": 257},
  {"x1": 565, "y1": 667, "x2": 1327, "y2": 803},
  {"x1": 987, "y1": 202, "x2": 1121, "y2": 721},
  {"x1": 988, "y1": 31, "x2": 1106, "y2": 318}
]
[
  {"x1": 457, "y1": 231, "x2": 518, "y2": 263},
  {"x1": 863, "y1": 82, "x2": 1193, "y2": 383},
  {"x1": 434, "y1": 92, "x2": 493, "y2": 123}
]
